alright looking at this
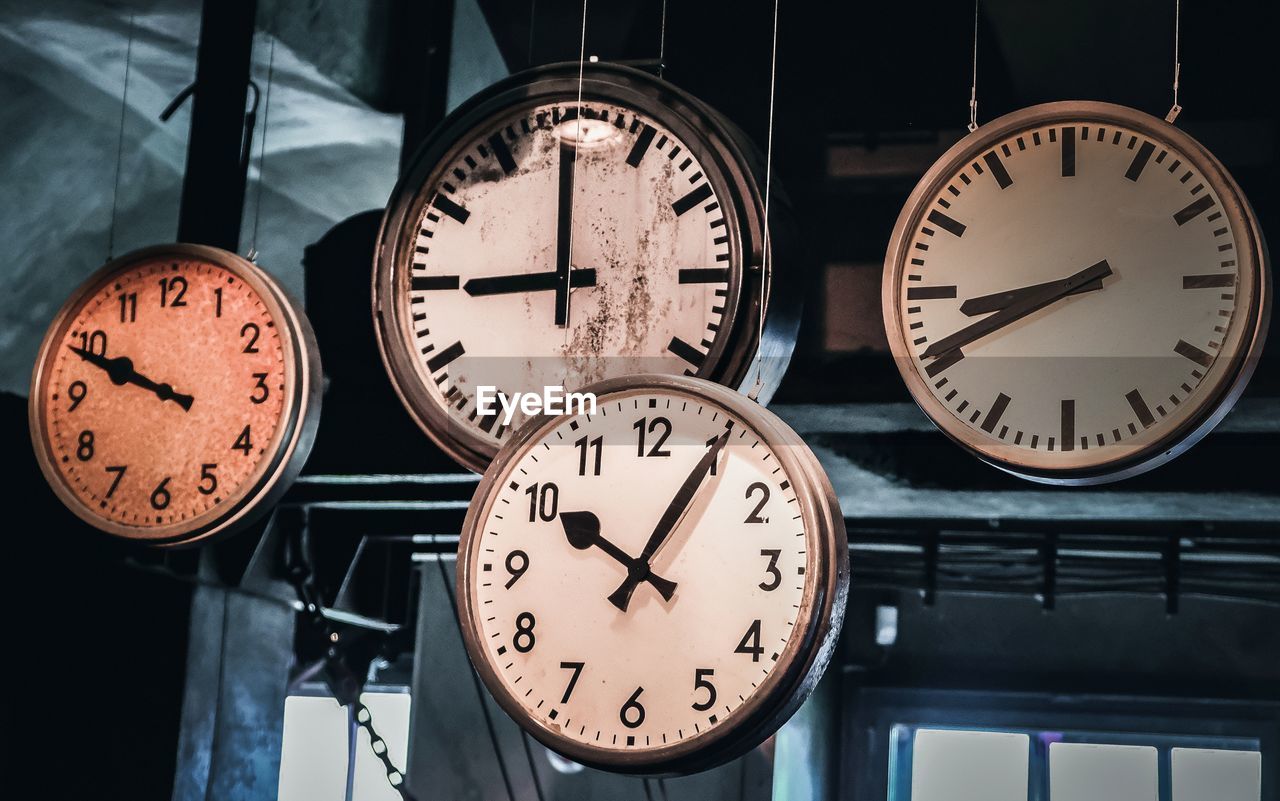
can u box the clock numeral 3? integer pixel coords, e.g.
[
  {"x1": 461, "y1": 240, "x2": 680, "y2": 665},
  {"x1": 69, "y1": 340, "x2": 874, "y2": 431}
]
[
  {"x1": 513, "y1": 611, "x2": 536, "y2": 653},
  {"x1": 633, "y1": 416, "x2": 672, "y2": 458},
  {"x1": 505, "y1": 550, "x2": 529, "y2": 588},
  {"x1": 559, "y1": 661, "x2": 585, "y2": 703},
  {"x1": 250, "y1": 372, "x2": 269, "y2": 404},
  {"x1": 758, "y1": 549, "x2": 782, "y2": 591},
  {"x1": 735, "y1": 619, "x2": 763, "y2": 662},
  {"x1": 525, "y1": 482, "x2": 559, "y2": 522},
  {"x1": 692, "y1": 668, "x2": 717, "y2": 711},
  {"x1": 619, "y1": 686, "x2": 646, "y2": 729}
]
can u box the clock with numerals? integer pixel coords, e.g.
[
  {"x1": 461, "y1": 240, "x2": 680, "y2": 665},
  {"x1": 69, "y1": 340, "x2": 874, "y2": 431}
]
[
  {"x1": 883, "y1": 102, "x2": 1270, "y2": 484},
  {"x1": 373, "y1": 62, "x2": 799, "y2": 473},
  {"x1": 29, "y1": 244, "x2": 321, "y2": 546},
  {"x1": 456, "y1": 374, "x2": 847, "y2": 773}
]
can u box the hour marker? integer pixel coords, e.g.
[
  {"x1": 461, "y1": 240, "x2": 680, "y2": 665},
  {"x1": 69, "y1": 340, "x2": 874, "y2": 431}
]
[
  {"x1": 432, "y1": 193, "x2": 471, "y2": 224},
  {"x1": 1182, "y1": 274, "x2": 1234, "y2": 289},
  {"x1": 1173, "y1": 195, "x2": 1215, "y2": 226},
  {"x1": 679, "y1": 267, "x2": 730, "y2": 284},
  {"x1": 1126, "y1": 389, "x2": 1157, "y2": 429},
  {"x1": 411, "y1": 275, "x2": 460, "y2": 291},
  {"x1": 427, "y1": 340, "x2": 465, "y2": 373},
  {"x1": 668, "y1": 336, "x2": 706, "y2": 367},
  {"x1": 1061, "y1": 126, "x2": 1076, "y2": 177},
  {"x1": 907, "y1": 285, "x2": 957, "y2": 300},
  {"x1": 1125, "y1": 140, "x2": 1155, "y2": 181},
  {"x1": 980, "y1": 392, "x2": 1011, "y2": 434},
  {"x1": 626, "y1": 124, "x2": 657, "y2": 167},
  {"x1": 672, "y1": 184, "x2": 713, "y2": 216},
  {"x1": 1060, "y1": 399, "x2": 1075, "y2": 452},
  {"x1": 1174, "y1": 339, "x2": 1213, "y2": 368},
  {"x1": 924, "y1": 349, "x2": 964, "y2": 378},
  {"x1": 982, "y1": 151, "x2": 1013, "y2": 189},
  {"x1": 926, "y1": 209, "x2": 966, "y2": 238},
  {"x1": 487, "y1": 133, "x2": 517, "y2": 174}
]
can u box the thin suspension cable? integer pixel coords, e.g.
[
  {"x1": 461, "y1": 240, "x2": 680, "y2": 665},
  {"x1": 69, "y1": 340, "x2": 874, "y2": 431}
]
[
  {"x1": 564, "y1": 0, "x2": 588, "y2": 338},
  {"x1": 107, "y1": 13, "x2": 136, "y2": 261},
  {"x1": 748, "y1": 0, "x2": 779, "y2": 401},
  {"x1": 658, "y1": 0, "x2": 669, "y2": 76},
  {"x1": 968, "y1": 0, "x2": 979, "y2": 132},
  {"x1": 527, "y1": 0, "x2": 537, "y2": 67},
  {"x1": 1166, "y1": 0, "x2": 1183, "y2": 122},
  {"x1": 247, "y1": 36, "x2": 277, "y2": 262}
]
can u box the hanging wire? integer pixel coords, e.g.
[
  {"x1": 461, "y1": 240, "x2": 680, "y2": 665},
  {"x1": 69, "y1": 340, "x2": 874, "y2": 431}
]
[
  {"x1": 527, "y1": 0, "x2": 537, "y2": 67},
  {"x1": 106, "y1": 13, "x2": 137, "y2": 261},
  {"x1": 563, "y1": 0, "x2": 589, "y2": 337},
  {"x1": 1165, "y1": 0, "x2": 1183, "y2": 123},
  {"x1": 246, "y1": 35, "x2": 277, "y2": 263},
  {"x1": 657, "y1": 0, "x2": 669, "y2": 76},
  {"x1": 967, "y1": 0, "x2": 979, "y2": 132},
  {"x1": 746, "y1": 0, "x2": 780, "y2": 402}
]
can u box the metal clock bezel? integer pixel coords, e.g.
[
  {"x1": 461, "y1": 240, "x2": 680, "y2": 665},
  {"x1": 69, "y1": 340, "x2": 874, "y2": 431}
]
[
  {"x1": 882, "y1": 101, "x2": 1270, "y2": 485},
  {"x1": 28, "y1": 243, "x2": 322, "y2": 547},
  {"x1": 373, "y1": 62, "x2": 800, "y2": 474},
  {"x1": 455, "y1": 373, "x2": 847, "y2": 774}
]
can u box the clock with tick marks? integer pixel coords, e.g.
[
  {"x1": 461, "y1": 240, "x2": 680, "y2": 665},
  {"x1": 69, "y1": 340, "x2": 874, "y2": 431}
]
[
  {"x1": 29, "y1": 244, "x2": 322, "y2": 546},
  {"x1": 883, "y1": 102, "x2": 1270, "y2": 484},
  {"x1": 456, "y1": 374, "x2": 847, "y2": 774},
  {"x1": 373, "y1": 62, "x2": 800, "y2": 473}
]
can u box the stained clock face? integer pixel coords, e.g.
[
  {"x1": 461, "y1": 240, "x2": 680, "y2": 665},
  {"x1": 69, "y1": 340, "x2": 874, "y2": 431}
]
[
  {"x1": 883, "y1": 102, "x2": 1269, "y2": 483},
  {"x1": 375, "y1": 64, "x2": 790, "y2": 473},
  {"x1": 30, "y1": 245, "x2": 321, "y2": 545},
  {"x1": 457, "y1": 375, "x2": 846, "y2": 773}
]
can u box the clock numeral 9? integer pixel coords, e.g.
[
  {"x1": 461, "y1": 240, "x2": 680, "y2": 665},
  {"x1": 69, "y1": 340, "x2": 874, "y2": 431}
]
[
  {"x1": 67, "y1": 380, "x2": 88, "y2": 411},
  {"x1": 504, "y1": 550, "x2": 529, "y2": 589},
  {"x1": 575, "y1": 435, "x2": 602, "y2": 476},
  {"x1": 240, "y1": 322, "x2": 260, "y2": 354},
  {"x1": 525, "y1": 482, "x2": 558, "y2": 522},
  {"x1": 735, "y1": 619, "x2": 763, "y2": 662},
  {"x1": 744, "y1": 481, "x2": 770, "y2": 524},
  {"x1": 633, "y1": 416, "x2": 672, "y2": 458},
  {"x1": 250, "y1": 372, "x2": 269, "y2": 404},
  {"x1": 118, "y1": 292, "x2": 137, "y2": 323},
  {"x1": 199, "y1": 464, "x2": 218, "y2": 495},
  {"x1": 512, "y1": 611, "x2": 536, "y2": 653},
  {"x1": 758, "y1": 549, "x2": 782, "y2": 591},
  {"x1": 76, "y1": 429, "x2": 94, "y2": 461},
  {"x1": 150, "y1": 477, "x2": 171, "y2": 510},
  {"x1": 559, "y1": 661, "x2": 585, "y2": 703},
  {"x1": 159, "y1": 275, "x2": 188, "y2": 307},
  {"x1": 619, "y1": 687, "x2": 646, "y2": 729},
  {"x1": 692, "y1": 668, "x2": 717, "y2": 711}
]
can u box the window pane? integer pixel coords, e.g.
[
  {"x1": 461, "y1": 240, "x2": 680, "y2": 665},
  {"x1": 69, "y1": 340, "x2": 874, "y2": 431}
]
[
  {"x1": 911, "y1": 729, "x2": 1029, "y2": 801},
  {"x1": 1049, "y1": 742, "x2": 1157, "y2": 801},
  {"x1": 1172, "y1": 748, "x2": 1261, "y2": 801}
]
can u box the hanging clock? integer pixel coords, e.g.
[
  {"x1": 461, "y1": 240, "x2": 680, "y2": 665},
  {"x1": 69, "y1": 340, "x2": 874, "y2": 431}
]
[
  {"x1": 456, "y1": 374, "x2": 847, "y2": 773},
  {"x1": 373, "y1": 62, "x2": 799, "y2": 473},
  {"x1": 883, "y1": 101, "x2": 1269, "y2": 484},
  {"x1": 29, "y1": 244, "x2": 322, "y2": 546}
]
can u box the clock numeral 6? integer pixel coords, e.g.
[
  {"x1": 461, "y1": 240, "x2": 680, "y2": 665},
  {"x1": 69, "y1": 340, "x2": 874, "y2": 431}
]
[
  {"x1": 735, "y1": 619, "x2": 764, "y2": 662},
  {"x1": 76, "y1": 429, "x2": 95, "y2": 461},
  {"x1": 513, "y1": 611, "x2": 536, "y2": 653},
  {"x1": 575, "y1": 435, "x2": 602, "y2": 476},
  {"x1": 525, "y1": 482, "x2": 558, "y2": 522},
  {"x1": 199, "y1": 463, "x2": 218, "y2": 495},
  {"x1": 619, "y1": 686, "x2": 646, "y2": 729},
  {"x1": 633, "y1": 416, "x2": 672, "y2": 458},
  {"x1": 67, "y1": 380, "x2": 88, "y2": 412},
  {"x1": 559, "y1": 661, "x2": 585, "y2": 703},
  {"x1": 744, "y1": 481, "x2": 770, "y2": 524},
  {"x1": 759, "y1": 549, "x2": 782, "y2": 591},
  {"x1": 692, "y1": 668, "x2": 717, "y2": 711},
  {"x1": 504, "y1": 550, "x2": 529, "y2": 589},
  {"x1": 150, "y1": 477, "x2": 172, "y2": 511}
]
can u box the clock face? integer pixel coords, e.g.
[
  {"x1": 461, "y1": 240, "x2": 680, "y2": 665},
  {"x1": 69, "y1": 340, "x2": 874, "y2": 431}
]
[
  {"x1": 374, "y1": 64, "x2": 791, "y2": 473},
  {"x1": 457, "y1": 376, "x2": 846, "y2": 772},
  {"x1": 30, "y1": 246, "x2": 320, "y2": 544},
  {"x1": 884, "y1": 102, "x2": 1268, "y2": 483}
]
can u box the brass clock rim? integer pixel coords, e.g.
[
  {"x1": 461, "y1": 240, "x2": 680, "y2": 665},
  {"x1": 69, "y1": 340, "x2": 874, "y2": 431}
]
[
  {"x1": 455, "y1": 373, "x2": 848, "y2": 774},
  {"x1": 372, "y1": 61, "x2": 789, "y2": 474},
  {"x1": 881, "y1": 100, "x2": 1270, "y2": 485},
  {"x1": 27, "y1": 243, "x2": 322, "y2": 547}
]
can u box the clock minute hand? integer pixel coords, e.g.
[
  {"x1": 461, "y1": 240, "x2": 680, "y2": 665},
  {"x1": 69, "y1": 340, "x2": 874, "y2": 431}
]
[
  {"x1": 607, "y1": 430, "x2": 731, "y2": 612},
  {"x1": 463, "y1": 268, "x2": 596, "y2": 297},
  {"x1": 68, "y1": 346, "x2": 194, "y2": 411},
  {"x1": 554, "y1": 141, "x2": 575, "y2": 327},
  {"x1": 960, "y1": 276, "x2": 1105, "y2": 316},
  {"x1": 560, "y1": 511, "x2": 678, "y2": 604},
  {"x1": 921, "y1": 259, "x2": 1112, "y2": 359}
]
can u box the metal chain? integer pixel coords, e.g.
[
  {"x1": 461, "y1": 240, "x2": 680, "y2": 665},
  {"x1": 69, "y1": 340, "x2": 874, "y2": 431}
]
[
  {"x1": 1166, "y1": 0, "x2": 1183, "y2": 123},
  {"x1": 286, "y1": 536, "x2": 417, "y2": 801}
]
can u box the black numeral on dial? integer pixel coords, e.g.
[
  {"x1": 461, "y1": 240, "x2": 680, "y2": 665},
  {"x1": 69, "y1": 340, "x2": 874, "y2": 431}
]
[
  {"x1": 76, "y1": 429, "x2": 95, "y2": 461},
  {"x1": 633, "y1": 416, "x2": 672, "y2": 457},
  {"x1": 104, "y1": 465, "x2": 127, "y2": 498},
  {"x1": 150, "y1": 477, "x2": 171, "y2": 510},
  {"x1": 759, "y1": 549, "x2": 782, "y2": 591},
  {"x1": 159, "y1": 275, "x2": 188, "y2": 307},
  {"x1": 67, "y1": 380, "x2": 87, "y2": 411},
  {"x1": 232, "y1": 425, "x2": 253, "y2": 454},
  {"x1": 513, "y1": 611, "x2": 536, "y2": 653},
  {"x1": 692, "y1": 669, "x2": 717, "y2": 711},
  {"x1": 199, "y1": 463, "x2": 218, "y2": 495},
  {"x1": 525, "y1": 482, "x2": 559, "y2": 522},
  {"x1": 744, "y1": 482, "x2": 770, "y2": 524},
  {"x1": 250, "y1": 372, "x2": 269, "y2": 404},
  {"x1": 735, "y1": 619, "x2": 764, "y2": 662},
  {"x1": 575, "y1": 435, "x2": 602, "y2": 476},
  {"x1": 620, "y1": 686, "x2": 646, "y2": 729},
  {"x1": 240, "y1": 322, "x2": 260, "y2": 353},
  {"x1": 559, "y1": 661, "x2": 585, "y2": 703},
  {"x1": 505, "y1": 550, "x2": 529, "y2": 588},
  {"x1": 118, "y1": 292, "x2": 137, "y2": 322}
]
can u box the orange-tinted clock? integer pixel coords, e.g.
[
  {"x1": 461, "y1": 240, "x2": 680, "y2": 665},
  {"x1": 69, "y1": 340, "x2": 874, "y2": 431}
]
[{"x1": 29, "y1": 244, "x2": 321, "y2": 546}]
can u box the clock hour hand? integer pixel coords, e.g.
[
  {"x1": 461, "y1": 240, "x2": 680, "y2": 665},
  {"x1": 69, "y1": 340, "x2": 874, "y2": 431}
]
[
  {"x1": 555, "y1": 141, "x2": 576, "y2": 327},
  {"x1": 607, "y1": 430, "x2": 731, "y2": 612},
  {"x1": 68, "y1": 346, "x2": 194, "y2": 411},
  {"x1": 921, "y1": 259, "x2": 1112, "y2": 359},
  {"x1": 560, "y1": 511, "x2": 678, "y2": 607},
  {"x1": 959, "y1": 277, "x2": 1105, "y2": 316},
  {"x1": 462, "y1": 268, "x2": 596, "y2": 297}
]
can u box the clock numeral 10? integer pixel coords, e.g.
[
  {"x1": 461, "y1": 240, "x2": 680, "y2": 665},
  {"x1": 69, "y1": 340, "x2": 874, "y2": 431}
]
[
  {"x1": 692, "y1": 668, "x2": 717, "y2": 711},
  {"x1": 735, "y1": 619, "x2": 764, "y2": 662},
  {"x1": 619, "y1": 686, "x2": 646, "y2": 729},
  {"x1": 525, "y1": 482, "x2": 558, "y2": 522}
]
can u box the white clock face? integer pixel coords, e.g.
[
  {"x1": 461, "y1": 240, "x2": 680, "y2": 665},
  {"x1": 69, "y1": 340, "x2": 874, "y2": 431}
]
[
  {"x1": 460, "y1": 384, "x2": 825, "y2": 765},
  {"x1": 888, "y1": 110, "x2": 1264, "y2": 478},
  {"x1": 391, "y1": 100, "x2": 738, "y2": 448}
]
